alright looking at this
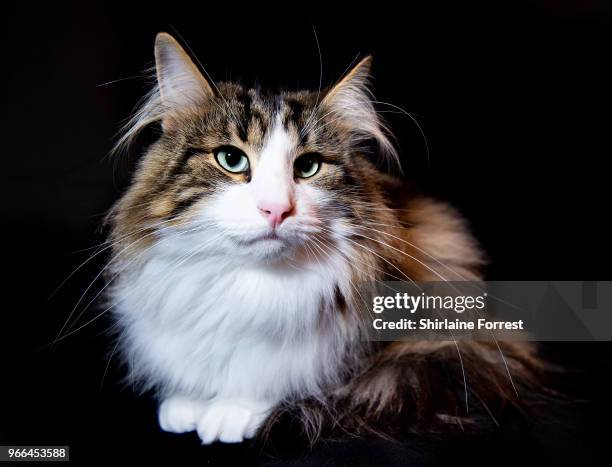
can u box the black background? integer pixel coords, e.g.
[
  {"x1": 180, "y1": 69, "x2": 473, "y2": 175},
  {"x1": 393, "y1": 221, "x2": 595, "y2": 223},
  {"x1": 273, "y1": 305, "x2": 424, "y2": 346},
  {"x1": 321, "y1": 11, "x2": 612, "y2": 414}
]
[{"x1": 1, "y1": 2, "x2": 611, "y2": 465}]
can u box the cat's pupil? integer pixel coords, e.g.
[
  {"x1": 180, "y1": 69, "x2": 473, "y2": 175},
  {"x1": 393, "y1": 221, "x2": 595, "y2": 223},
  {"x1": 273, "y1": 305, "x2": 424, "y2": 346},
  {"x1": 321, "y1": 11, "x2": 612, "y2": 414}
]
[
  {"x1": 225, "y1": 151, "x2": 241, "y2": 167},
  {"x1": 294, "y1": 152, "x2": 321, "y2": 178},
  {"x1": 298, "y1": 157, "x2": 314, "y2": 172}
]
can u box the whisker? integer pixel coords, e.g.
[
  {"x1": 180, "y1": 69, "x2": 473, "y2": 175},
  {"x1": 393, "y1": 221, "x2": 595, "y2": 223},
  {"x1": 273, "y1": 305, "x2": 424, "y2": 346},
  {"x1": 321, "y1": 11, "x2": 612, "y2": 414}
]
[
  {"x1": 100, "y1": 333, "x2": 122, "y2": 391},
  {"x1": 318, "y1": 225, "x2": 419, "y2": 289},
  {"x1": 49, "y1": 229, "x2": 225, "y2": 348},
  {"x1": 310, "y1": 235, "x2": 389, "y2": 323},
  {"x1": 63, "y1": 221, "x2": 215, "y2": 338},
  {"x1": 56, "y1": 220, "x2": 211, "y2": 342},
  {"x1": 349, "y1": 228, "x2": 449, "y2": 282},
  {"x1": 48, "y1": 216, "x2": 185, "y2": 301},
  {"x1": 298, "y1": 25, "x2": 324, "y2": 142}
]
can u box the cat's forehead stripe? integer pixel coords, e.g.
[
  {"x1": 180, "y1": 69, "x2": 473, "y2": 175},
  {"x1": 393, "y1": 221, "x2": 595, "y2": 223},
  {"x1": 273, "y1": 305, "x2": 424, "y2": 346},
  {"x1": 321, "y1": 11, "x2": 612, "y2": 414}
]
[
  {"x1": 233, "y1": 89, "x2": 309, "y2": 147},
  {"x1": 283, "y1": 98, "x2": 305, "y2": 129}
]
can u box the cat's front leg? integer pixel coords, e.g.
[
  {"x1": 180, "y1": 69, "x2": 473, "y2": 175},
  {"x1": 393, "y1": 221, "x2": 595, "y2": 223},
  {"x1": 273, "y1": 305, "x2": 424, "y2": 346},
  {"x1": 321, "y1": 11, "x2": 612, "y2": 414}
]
[
  {"x1": 195, "y1": 398, "x2": 274, "y2": 444},
  {"x1": 158, "y1": 396, "x2": 207, "y2": 433}
]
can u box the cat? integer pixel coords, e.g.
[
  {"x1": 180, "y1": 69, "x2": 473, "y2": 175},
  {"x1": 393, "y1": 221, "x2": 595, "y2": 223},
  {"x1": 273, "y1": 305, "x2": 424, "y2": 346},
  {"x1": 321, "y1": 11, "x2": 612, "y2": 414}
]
[{"x1": 105, "y1": 32, "x2": 543, "y2": 445}]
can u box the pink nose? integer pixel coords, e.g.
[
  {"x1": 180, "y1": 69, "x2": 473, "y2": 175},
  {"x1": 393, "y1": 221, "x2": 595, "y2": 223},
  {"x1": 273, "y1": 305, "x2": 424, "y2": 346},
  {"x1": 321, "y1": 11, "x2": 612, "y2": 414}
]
[{"x1": 258, "y1": 201, "x2": 295, "y2": 228}]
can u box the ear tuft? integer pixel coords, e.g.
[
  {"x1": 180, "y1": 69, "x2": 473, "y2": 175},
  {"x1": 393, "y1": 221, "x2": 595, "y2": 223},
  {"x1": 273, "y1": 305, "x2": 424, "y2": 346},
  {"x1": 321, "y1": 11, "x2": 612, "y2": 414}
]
[{"x1": 321, "y1": 56, "x2": 399, "y2": 168}]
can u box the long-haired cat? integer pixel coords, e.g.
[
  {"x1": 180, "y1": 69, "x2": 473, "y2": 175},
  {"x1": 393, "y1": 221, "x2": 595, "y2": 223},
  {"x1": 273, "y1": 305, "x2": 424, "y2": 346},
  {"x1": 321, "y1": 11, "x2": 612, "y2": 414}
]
[{"x1": 106, "y1": 33, "x2": 543, "y2": 445}]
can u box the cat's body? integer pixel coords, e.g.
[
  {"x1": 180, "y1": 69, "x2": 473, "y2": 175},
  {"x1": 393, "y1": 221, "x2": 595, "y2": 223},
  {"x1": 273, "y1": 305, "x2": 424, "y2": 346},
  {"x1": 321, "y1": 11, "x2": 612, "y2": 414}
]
[
  {"x1": 106, "y1": 33, "x2": 542, "y2": 445},
  {"x1": 112, "y1": 218, "x2": 358, "y2": 441}
]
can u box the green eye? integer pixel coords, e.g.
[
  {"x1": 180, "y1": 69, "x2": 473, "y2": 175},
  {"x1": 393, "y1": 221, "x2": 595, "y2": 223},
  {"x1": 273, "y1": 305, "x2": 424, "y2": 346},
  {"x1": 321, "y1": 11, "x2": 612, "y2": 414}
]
[
  {"x1": 294, "y1": 153, "x2": 322, "y2": 179},
  {"x1": 214, "y1": 146, "x2": 250, "y2": 173}
]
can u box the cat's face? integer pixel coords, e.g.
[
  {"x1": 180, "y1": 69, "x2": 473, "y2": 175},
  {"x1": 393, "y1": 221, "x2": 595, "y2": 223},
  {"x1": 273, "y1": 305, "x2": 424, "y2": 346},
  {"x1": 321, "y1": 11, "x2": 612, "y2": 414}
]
[
  {"x1": 148, "y1": 85, "x2": 363, "y2": 262},
  {"x1": 111, "y1": 33, "x2": 397, "y2": 264}
]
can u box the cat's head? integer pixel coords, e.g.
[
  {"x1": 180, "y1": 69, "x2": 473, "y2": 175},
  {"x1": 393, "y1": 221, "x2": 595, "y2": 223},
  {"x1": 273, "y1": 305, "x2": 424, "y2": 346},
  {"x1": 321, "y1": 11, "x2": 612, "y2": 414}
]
[{"x1": 111, "y1": 33, "x2": 398, "y2": 264}]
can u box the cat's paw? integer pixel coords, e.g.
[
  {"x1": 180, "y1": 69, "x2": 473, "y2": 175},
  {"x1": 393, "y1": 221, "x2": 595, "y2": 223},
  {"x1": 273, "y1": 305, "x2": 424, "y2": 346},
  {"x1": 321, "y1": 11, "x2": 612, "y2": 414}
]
[
  {"x1": 196, "y1": 399, "x2": 271, "y2": 444},
  {"x1": 158, "y1": 396, "x2": 206, "y2": 433}
]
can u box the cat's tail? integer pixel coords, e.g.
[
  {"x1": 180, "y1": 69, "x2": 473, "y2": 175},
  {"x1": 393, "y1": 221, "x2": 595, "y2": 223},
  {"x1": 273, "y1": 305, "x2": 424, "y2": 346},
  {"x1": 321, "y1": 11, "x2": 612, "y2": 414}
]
[{"x1": 259, "y1": 339, "x2": 555, "y2": 446}]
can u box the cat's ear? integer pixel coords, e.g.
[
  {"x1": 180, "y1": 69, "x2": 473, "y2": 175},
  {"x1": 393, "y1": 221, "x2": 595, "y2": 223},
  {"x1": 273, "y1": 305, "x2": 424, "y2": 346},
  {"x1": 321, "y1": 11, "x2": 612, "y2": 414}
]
[
  {"x1": 154, "y1": 32, "x2": 215, "y2": 123},
  {"x1": 321, "y1": 56, "x2": 398, "y2": 166},
  {"x1": 321, "y1": 55, "x2": 373, "y2": 109}
]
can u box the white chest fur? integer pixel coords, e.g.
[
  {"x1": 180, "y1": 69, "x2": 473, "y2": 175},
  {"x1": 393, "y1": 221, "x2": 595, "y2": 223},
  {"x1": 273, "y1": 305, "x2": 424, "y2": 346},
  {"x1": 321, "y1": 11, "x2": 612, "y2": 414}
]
[{"x1": 111, "y1": 243, "x2": 355, "y2": 405}]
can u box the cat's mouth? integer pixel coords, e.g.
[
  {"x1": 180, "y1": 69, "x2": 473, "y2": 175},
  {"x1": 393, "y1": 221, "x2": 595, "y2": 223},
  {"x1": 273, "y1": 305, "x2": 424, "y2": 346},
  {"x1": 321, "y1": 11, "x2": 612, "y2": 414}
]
[
  {"x1": 232, "y1": 231, "x2": 285, "y2": 246},
  {"x1": 228, "y1": 230, "x2": 292, "y2": 260},
  {"x1": 246, "y1": 232, "x2": 283, "y2": 244}
]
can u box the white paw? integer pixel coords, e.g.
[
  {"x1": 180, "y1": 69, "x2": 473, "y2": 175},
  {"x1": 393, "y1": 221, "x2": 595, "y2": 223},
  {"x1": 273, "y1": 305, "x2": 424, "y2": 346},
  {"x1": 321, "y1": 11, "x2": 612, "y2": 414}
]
[
  {"x1": 196, "y1": 399, "x2": 271, "y2": 444},
  {"x1": 158, "y1": 396, "x2": 206, "y2": 433}
]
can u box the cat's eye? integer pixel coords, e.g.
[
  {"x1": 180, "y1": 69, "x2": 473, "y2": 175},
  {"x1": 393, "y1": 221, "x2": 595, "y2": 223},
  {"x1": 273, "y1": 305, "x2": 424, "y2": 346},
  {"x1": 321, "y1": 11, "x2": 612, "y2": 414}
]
[
  {"x1": 294, "y1": 153, "x2": 322, "y2": 179},
  {"x1": 214, "y1": 146, "x2": 250, "y2": 174}
]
